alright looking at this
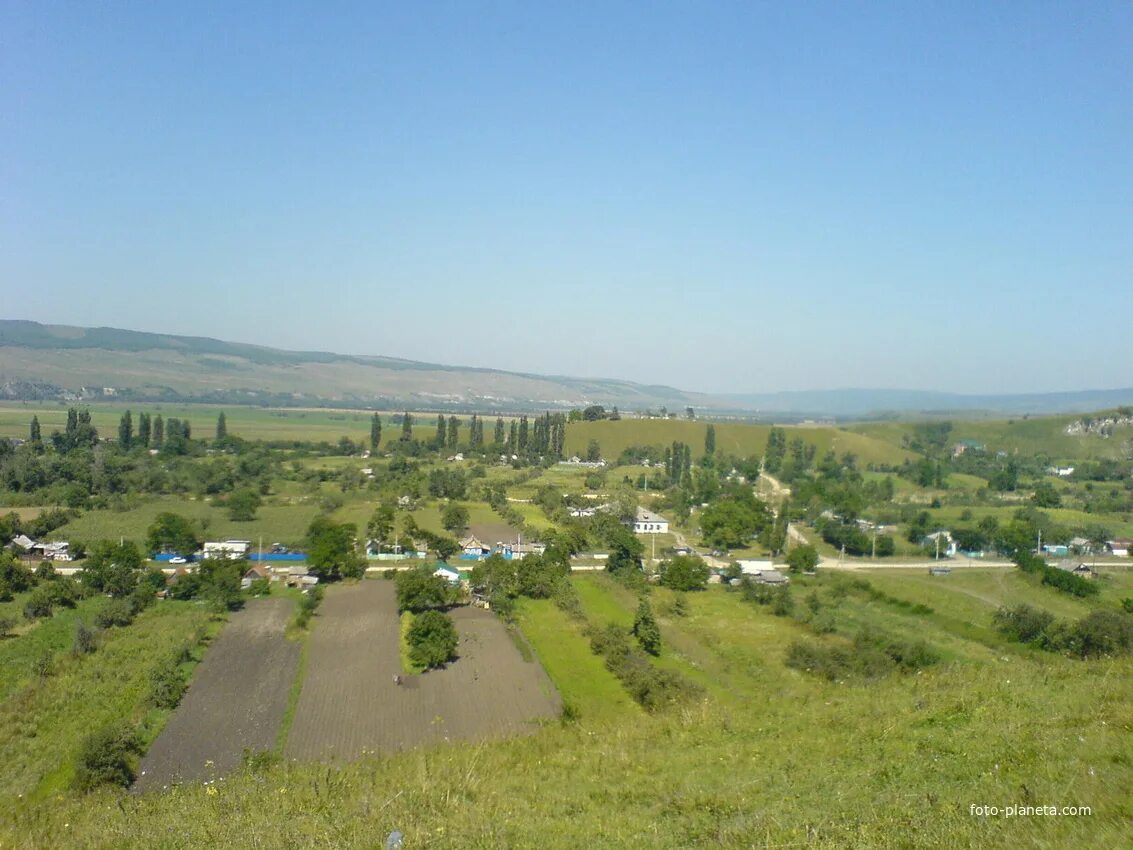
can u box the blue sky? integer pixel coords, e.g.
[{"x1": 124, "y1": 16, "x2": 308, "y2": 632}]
[{"x1": 3, "y1": 2, "x2": 1131, "y2": 394}]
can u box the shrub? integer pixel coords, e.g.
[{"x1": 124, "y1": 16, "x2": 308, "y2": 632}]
[
  {"x1": 993, "y1": 604, "x2": 1054, "y2": 644},
  {"x1": 94, "y1": 598, "x2": 135, "y2": 629},
  {"x1": 1073, "y1": 610, "x2": 1133, "y2": 658},
  {"x1": 632, "y1": 599, "x2": 662, "y2": 656},
  {"x1": 23, "y1": 587, "x2": 55, "y2": 621},
  {"x1": 149, "y1": 655, "x2": 187, "y2": 709},
  {"x1": 73, "y1": 723, "x2": 140, "y2": 791},
  {"x1": 658, "y1": 555, "x2": 710, "y2": 591},
  {"x1": 72, "y1": 621, "x2": 98, "y2": 655},
  {"x1": 407, "y1": 610, "x2": 459, "y2": 669},
  {"x1": 786, "y1": 628, "x2": 938, "y2": 681},
  {"x1": 0, "y1": 615, "x2": 17, "y2": 638},
  {"x1": 551, "y1": 578, "x2": 585, "y2": 622},
  {"x1": 588, "y1": 622, "x2": 701, "y2": 711}
]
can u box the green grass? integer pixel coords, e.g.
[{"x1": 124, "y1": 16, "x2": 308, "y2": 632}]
[
  {"x1": 0, "y1": 599, "x2": 214, "y2": 799},
  {"x1": 513, "y1": 598, "x2": 637, "y2": 724},
  {"x1": 55, "y1": 495, "x2": 323, "y2": 549},
  {"x1": 0, "y1": 596, "x2": 106, "y2": 702},
  {"x1": 3, "y1": 567, "x2": 1133, "y2": 847}
]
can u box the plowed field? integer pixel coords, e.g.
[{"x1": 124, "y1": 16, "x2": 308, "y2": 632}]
[
  {"x1": 134, "y1": 597, "x2": 299, "y2": 791},
  {"x1": 284, "y1": 580, "x2": 559, "y2": 762}
]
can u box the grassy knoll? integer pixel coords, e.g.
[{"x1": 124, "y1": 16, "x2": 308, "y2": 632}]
[
  {"x1": 565, "y1": 419, "x2": 916, "y2": 466},
  {"x1": 0, "y1": 597, "x2": 106, "y2": 701},
  {"x1": 3, "y1": 575, "x2": 1129, "y2": 848},
  {"x1": 0, "y1": 600, "x2": 215, "y2": 799}
]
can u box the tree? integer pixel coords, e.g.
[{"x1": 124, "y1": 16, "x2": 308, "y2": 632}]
[
  {"x1": 407, "y1": 610, "x2": 459, "y2": 669},
  {"x1": 118, "y1": 411, "x2": 133, "y2": 449},
  {"x1": 586, "y1": 439, "x2": 602, "y2": 462},
  {"x1": 369, "y1": 413, "x2": 382, "y2": 453},
  {"x1": 785, "y1": 544, "x2": 820, "y2": 574},
  {"x1": 704, "y1": 424, "x2": 716, "y2": 456},
  {"x1": 306, "y1": 517, "x2": 363, "y2": 582},
  {"x1": 434, "y1": 415, "x2": 447, "y2": 448},
  {"x1": 227, "y1": 489, "x2": 262, "y2": 521},
  {"x1": 151, "y1": 415, "x2": 164, "y2": 450},
  {"x1": 29, "y1": 416, "x2": 41, "y2": 445},
  {"x1": 447, "y1": 416, "x2": 459, "y2": 450},
  {"x1": 400, "y1": 411, "x2": 413, "y2": 441},
  {"x1": 607, "y1": 528, "x2": 644, "y2": 575},
  {"x1": 610, "y1": 407, "x2": 621, "y2": 421},
  {"x1": 1032, "y1": 481, "x2": 1062, "y2": 508},
  {"x1": 493, "y1": 417, "x2": 505, "y2": 447},
  {"x1": 441, "y1": 502, "x2": 469, "y2": 534},
  {"x1": 582, "y1": 405, "x2": 607, "y2": 421},
  {"x1": 395, "y1": 568, "x2": 450, "y2": 612},
  {"x1": 145, "y1": 512, "x2": 201, "y2": 556},
  {"x1": 632, "y1": 598, "x2": 662, "y2": 655},
  {"x1": 659, "y1": 555, "x2": 710, "y2": 591},
  {"x1": 367, "y1": 502, "x2": 396, "y2": 546},
  {"x1": 82, "y1": 541, "x2": 144, "y2": 598},
  {"x1": 137, "y1": 412, "x2": 151, "y2": 447},
  {"x1": 216, "y1": 412, "x2": 227, "y2": 441}
]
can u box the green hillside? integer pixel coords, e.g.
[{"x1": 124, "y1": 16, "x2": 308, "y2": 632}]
[
  {"x1": 851, "y1": 412, "x2": 1133, "y2": 461},
  {"x1": 565, "y1": 419, "x2": 916, "y2": 466}
]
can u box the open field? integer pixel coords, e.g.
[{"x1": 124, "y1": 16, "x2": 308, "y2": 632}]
[
  {"x1": 53, "y1": 495, "x2": 323, "y2": 549},
  {"x1": 284, "y1": 580, "x2": 559, "y2": 762},
  {"x1": 134, "y1": 597, "x2": 299, "y2": 792},
  {"x1": 564, "y1": 419, "x2": 917, "y2": 466}
]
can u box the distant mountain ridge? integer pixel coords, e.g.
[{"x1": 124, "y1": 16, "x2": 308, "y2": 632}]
[{"x1": 2, "y1": 319, "x2": 1131, "y2": 418}]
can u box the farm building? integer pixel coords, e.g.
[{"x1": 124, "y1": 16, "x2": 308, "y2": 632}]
[
  {"x1": 203, "y1": 540, "x2": 252, "y2": 560},
  {"x1": 241, "y1": 565, "x2": 271, "y2": 589},
  {"x1": 434, "y1": 566, "x2": 462, "y2": 584},
  {"x1": 459, "y1": 536, "x2": 492, "y2": 560},
  {"x1": 10, "y1": 535, "x2": 72, "y2": 562},
  {"x1": 1055, "y1": 560, "x2": 1096, "y2": 578},
  {"x1": 629, "y1": 507, "x2": 669, "y2": 534},
  {"x1": 737, "y1": 559, "x2": 773, "y2": 575}
]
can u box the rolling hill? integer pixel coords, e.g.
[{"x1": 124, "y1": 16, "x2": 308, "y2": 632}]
[{"x1": 3, "y1": 319, "x2": 1132, "y2": 417}]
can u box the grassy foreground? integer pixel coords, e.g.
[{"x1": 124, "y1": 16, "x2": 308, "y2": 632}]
[{"x1": 3, "y1": 574, "x2": 1131, "y2": 848}]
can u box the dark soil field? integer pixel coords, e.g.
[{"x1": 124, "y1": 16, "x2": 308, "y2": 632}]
[
  {"x1": 134, "y1": 597, "x2": 299, "y2": 792},
  {"x1": 284, "y1": 580, "x2": 560, "y2": 762}
]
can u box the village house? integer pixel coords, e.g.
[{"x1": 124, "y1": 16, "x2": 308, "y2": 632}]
[
  {"x1": 629, "y1": 507, "x2": 669, "y2": 534},
  {"x1": 9, "y1": 534, "x2": 72, "y2": 562},
  {"x1": 922, "y1": 530, "x2": 957, "y2": 557},
  {"x1": 241, "y1": 564, "x2": 271, "y2": 589},
  {"x1": 459, "y1": 535, "x2": 492, "y2": 559},
  {"x1": 1107, "y1": 539, "x2": 1132, "y2": 558},
  {"x1": 1055, "y1": 560, "x2": 1096, "y2": 578}
]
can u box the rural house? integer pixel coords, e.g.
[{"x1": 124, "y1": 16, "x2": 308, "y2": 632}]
[
  {"x1": 629, "y1": 507, "x2": 669, "y2": 534},
  {"x1": 241, "y1": 564, "x2": 271, "y2": 589},
  {"x1": 459, "y1": 536, "x2": 491, "y2": 559}
]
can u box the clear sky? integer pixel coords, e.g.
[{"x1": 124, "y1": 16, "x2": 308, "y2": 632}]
[{"x1": 3, "y1": 2, "x2": 1131, "y2": 395}]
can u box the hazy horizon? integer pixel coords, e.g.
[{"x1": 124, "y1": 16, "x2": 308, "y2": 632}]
[{"x1": 4, "y1": 3, "x2": 1131, "y2": 395}]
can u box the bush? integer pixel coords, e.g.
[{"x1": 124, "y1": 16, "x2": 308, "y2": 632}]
[
  {"x1": 632, "y1": 599, "x2": 662, "y2": 656},
  {"x1": 993, "y1": 604, "x2": 1055, "y2": 644},
  {"x1": 24, "y1": 587, "x2": 55, "y2": 620},
  {"x1": 73, "y1": 723, "x2": 140, "y2": 791},
  {"x1": 407, "y1": 610, "x2": 459, "y2": 669},
  {"x1": 149, "y1": 655, "x2": 187, "y2": 709},
  {"x1": 94, "y1": 598, "x2": 135, "y2": 629},
  {"x1": 0, "y1": 616, "x2": 16, "y2": 638},
  {"x1": 294, "y1": 585, "x2": 325, "y2": 629},
  {"x1": 72, "y1": 621, "x2": 98, "y2": 655},
  {"x1": 786, "y1": 628, "x2": 939, "y2": 681},
  {"x1": 1073, "y1": 610, "x2": 1133, "y2": 658},
  {"x1": 588, "y1": 622, "x2": 701, "y2": 711}
]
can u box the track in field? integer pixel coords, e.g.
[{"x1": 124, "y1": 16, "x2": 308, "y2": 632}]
[
  {"x1": 284, "y1": 580, "x2": 560, "y2": 762},
  {"x1": 133, "y1": 597, "x2": 299, "y2": 792}
]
